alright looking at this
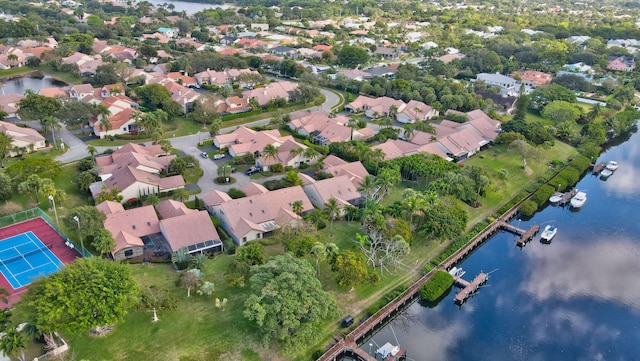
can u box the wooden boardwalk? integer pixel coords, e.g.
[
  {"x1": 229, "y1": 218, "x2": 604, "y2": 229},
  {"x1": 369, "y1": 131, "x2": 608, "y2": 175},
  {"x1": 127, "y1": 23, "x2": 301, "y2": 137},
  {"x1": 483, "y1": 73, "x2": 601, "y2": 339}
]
[
  {"x1": 316, "y1": 192, "x2": 539, "y2": 360},
  {"x1": 592, "y1": 161, "x2": 606, "y2": 175},
  {"x1": 454, "y1": 272, "x2": 488, "y2": 304}
]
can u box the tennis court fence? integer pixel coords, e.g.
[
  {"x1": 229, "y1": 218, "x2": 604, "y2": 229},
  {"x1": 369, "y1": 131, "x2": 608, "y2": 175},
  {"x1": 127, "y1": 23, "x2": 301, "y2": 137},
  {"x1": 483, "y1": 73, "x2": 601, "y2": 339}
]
[{"x1": 0, "y1": 208, "x2": 92, "y2": 258}]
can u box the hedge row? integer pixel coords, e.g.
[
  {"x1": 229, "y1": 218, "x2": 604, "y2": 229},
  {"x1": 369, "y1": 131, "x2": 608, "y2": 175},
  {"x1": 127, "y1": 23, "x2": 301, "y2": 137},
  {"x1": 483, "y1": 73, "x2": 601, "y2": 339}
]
[
  {"x1": 419, "y1": 270, "x2": 454, "y2": 302},
  {"x1": 431, "y1": 220, "x2": 490, "y2": 266}
]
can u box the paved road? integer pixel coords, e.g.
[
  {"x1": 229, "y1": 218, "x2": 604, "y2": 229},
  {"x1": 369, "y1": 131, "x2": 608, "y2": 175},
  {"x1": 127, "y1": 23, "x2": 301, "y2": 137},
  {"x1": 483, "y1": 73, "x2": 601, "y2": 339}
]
[{"x1": 52, "y1": 88, "x2": 343, "y2": 198}]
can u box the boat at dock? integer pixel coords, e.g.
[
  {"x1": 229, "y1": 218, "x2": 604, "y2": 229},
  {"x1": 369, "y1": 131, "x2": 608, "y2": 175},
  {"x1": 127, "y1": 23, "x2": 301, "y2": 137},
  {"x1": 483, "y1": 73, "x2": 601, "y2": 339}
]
[
  {"x1": 549, "y1": 193, "x2": 563, "y2": 203},
  {"x1": 448, "y1": 267, "x2": 466, "y2": 278},
  {"x1": 600, "y1": 168, "x2": 613, "y2": 179},
  {"x1": 570, "y1": 191, "x2": 587, "y2": 208},
  {"x1": 606, "y1": 161, "x2": 619, "y2": 171},
  {"x1": 540, "y1": 225, "x2": 557, "y2": 243}
]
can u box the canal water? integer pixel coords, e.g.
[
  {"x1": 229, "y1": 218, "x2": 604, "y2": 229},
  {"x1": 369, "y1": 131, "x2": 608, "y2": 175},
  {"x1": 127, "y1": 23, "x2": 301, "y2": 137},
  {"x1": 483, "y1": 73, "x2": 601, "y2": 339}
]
[
  {"x1": 362, "y1": 129, "x2": 640, "y2": 361},
  {"x1": 0, "y1": 75, "x2": 67, "y2": 95}
]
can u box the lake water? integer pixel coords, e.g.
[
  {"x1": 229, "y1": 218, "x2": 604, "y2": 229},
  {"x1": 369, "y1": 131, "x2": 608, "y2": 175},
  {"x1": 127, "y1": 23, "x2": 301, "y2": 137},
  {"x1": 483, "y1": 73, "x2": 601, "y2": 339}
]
[
  {"x1": 145, "y1": 0, "x2": 232, "y2": 14},
  {"x1": 0, "y1": 75, "x2": 67, "y2": 96},
  {"x1": 361, "y1": 129, "x2": 640, "y2": 361}
]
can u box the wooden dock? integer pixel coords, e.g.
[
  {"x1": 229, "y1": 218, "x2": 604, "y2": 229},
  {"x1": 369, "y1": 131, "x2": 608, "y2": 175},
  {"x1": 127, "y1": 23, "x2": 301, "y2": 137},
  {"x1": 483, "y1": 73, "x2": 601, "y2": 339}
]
[
  {"x1": 516, "y1": 224, "x2": 540, "y2": 246},
  {"x1": 592, "y1": 161, "x2": 606, "y2": 175},
  {"x1": 454, "y1": 272, "x2": 488, "y2": 304},
  {"x1": 316, "y1": 197, "x2": 531, "y2": 361}
]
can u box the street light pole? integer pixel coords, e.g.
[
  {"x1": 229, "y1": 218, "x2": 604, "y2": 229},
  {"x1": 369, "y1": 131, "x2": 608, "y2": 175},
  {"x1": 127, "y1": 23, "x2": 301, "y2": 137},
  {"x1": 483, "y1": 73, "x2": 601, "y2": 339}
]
[
  {"x1": 73, "y1": 215, "x2": 84, "y2": 257},
  {"x1": 48, "y1": 195, "x2": 59, "y2": 229}
]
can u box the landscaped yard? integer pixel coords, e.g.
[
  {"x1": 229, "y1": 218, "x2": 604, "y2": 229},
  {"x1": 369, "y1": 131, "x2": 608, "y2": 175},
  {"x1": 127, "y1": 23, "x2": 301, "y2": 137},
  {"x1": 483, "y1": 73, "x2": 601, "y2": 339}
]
[{"x1": 64, "y1": 259, "x2": 269, "y2": 361}]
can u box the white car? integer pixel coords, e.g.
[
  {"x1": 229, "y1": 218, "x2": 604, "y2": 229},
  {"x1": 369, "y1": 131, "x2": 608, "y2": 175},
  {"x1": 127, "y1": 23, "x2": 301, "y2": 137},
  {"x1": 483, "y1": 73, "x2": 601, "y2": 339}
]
[{"x1": 212, "y1": 153, "x2": 226, "y2": 160}]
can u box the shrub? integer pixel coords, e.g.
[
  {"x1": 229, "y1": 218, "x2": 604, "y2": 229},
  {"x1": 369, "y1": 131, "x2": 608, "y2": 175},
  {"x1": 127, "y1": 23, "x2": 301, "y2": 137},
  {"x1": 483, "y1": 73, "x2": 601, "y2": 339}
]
[
  {"x1": 569, "y1": 155, "x2": 591, "y2": 173},
  {"x1": 419, "y1": 271, "x2": 454, "y2": 302},
  {"x1": 270, "y1": 163, "x2": 284, "y2": 173},
  {"x1": 559, "y1": 167, "x2": 580, "y2": 186},
  {"x1": 531, "y1": 184, "x2": 556, "y2": 207},
  {"x1": 549, "y1": 175, "x2": 569, "y2": 191},
  {"x1": 299, "y1": 163, "x2": 309, "y2": 169},
  {"x1": 519, "y1": 200, "x2": 538, "y2": 217},
  {"x1": 227, "y1": 188, "x2": 246, "y2": 199}
]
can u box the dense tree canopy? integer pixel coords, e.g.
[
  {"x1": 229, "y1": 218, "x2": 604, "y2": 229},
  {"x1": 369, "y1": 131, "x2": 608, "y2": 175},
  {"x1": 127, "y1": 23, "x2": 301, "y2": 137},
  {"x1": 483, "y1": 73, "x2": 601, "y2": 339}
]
[
  {"x1": 337, "y1": 45, "x2": 370, "y2": 69},
  {"x1": 244, "y1": 254, "x2": 338, "y2": 353},
  {"x1": 17, "y1": 258, "x2": 139, "y2": 335}
]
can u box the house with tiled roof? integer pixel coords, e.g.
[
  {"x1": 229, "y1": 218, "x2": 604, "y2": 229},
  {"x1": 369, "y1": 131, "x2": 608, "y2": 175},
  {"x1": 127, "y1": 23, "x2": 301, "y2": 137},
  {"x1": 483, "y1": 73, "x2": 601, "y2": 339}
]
[
  {"x1": 396, "y1": 100, "x2": 438, "y2": 124},
  {"x1": 0, "y1": 120, "x2": 46, "y2": 156},
  {"x1": 205, "y1": 186, "x2": 314, "y2": 246},
  {"x1": 98, "y1": 199, "x2": 221, "y2": 261},
  {"x1": 69, "y1": 84, "x2": 95, "y2": 100},
  {"x1": 241, "y1": 81, "x2": 298, "y2": 107},
  {"x1": 287, "y1": 110, "x2": 373, "y2": 144},
  {"x1": 0, "y1": 94, "x2": 25, "y2": 117},
  {"x1": 303, "y1": 175, "x2": 364, "y2": 212},
  {"x1": 345, "y1": 95, "x2": 406, "y2": 119},
  {"x1": 511, "y1": 70, "x2": 553, "y2": 88},
  {"x1": 607, "y1": 56, "x2": 636, "y2": 71},
  {"x1": 91, "y1": 143, "x2": 185, "y2": 202},
  {"x1": 321, "y1": 156, "x2": 370, "y2": 187}
]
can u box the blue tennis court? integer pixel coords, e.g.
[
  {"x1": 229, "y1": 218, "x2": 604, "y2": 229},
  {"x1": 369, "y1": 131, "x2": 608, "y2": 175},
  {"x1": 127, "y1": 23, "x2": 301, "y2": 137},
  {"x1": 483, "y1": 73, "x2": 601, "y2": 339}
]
[{"x1": 0, "y1": 231, "x2": 64, "y2": 289}]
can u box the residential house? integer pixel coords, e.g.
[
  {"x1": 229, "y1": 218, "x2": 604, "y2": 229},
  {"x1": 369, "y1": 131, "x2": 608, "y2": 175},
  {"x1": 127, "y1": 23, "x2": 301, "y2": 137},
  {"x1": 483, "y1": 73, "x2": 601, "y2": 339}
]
[
  {"x1": 475, "y1": 73, "x2": 518, "y2": 95},
  {"x1": 345, "y1": 95, "x2": 405, "y2": 118},
  {"x1": 0, "y1": 49, "x2": 27, "y2": 69},
  {"x1": 511, "y1": 70, "x2": 553, "y2": 88},
  {"x1": 241, "y1": 81, "x2": 298, "y2": 107},
  {"x1": 320, "y1": 156, "x2": 370, "y2": 187},
  {"x1": 0, "y1": 121, "x2": 46, "y2": 156},
  {"x1": 205, "y1": 186, "x2": 314, "y2": 246},
  {"x1": 98, "y1": 199, "x2": 222, "y2": 261},
  {"x1": 364, "y1": 66, "x2": 397, "y2": 78},
  {"x1": 97, "y1": 201, "x2": 159, "y2": 261},
  {"x1": 396, "y1": 100, "x2": 438, "y2": 124},
  {"x1": 287, "y1": 110, "x2": 374, "y2": 144},
  {"x1": 607, "y1": 56, "x2": 636, "y2": 71},
  {"x1": 271, "y1": 46, "x2": 297, "y2": 57},
  {"x1": 69, "y1": 84, "x2": 95, "y2": 100},
  {"x1": 157, "y1": 27, "x2": 178, "y2": 38},
  {"x1": 374, "y1": 47, "x2": 401, "y2": 59},
  {"x1": 303, "y1": 175, "x2": 364, "y2": 212},
  {"x1": 0, "y1": 94, "x2": 25, "y2": 118},
  {"x1": 216, "y1": 96, "x2": 250, "y2": 114},
  {"x1": 157, "y1": 200, "x2": 223, "y2": 254},
  {"x1": 91, "y1": 143, "x2": 185, "y2": 201}
]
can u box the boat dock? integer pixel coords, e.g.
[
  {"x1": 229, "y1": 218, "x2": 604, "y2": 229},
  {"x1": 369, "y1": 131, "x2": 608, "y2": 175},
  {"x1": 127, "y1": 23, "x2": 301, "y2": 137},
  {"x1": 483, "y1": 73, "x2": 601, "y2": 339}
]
[
  {"x1": 592, "y1": 161, "x2": 606, "y2": 175},
  {"x1": 498, "y1": 222, "x2": 540, "y2": 246},
  {"x1": 454, "y1": 272, "x2": 488, "y2": 304},
  {"x1": 553, "y1": 189, "x2": 577, "y2": 206},
  {"x1": 316, "y1": 201, "x2": 530, "y2": 361}
]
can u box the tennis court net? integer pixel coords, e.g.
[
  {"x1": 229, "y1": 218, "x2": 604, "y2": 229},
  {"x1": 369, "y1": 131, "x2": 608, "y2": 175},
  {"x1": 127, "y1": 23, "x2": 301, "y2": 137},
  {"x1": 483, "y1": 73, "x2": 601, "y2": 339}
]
[{"x1": 0, "y1": 246, "x2": 49, "y2": 265}]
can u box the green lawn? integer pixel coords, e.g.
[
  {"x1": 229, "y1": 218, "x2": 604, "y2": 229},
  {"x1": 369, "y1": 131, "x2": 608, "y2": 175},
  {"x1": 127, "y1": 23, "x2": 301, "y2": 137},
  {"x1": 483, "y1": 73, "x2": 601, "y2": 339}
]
[{"x1": 65, "y1": 259, "x2": 266, "y2": 361}]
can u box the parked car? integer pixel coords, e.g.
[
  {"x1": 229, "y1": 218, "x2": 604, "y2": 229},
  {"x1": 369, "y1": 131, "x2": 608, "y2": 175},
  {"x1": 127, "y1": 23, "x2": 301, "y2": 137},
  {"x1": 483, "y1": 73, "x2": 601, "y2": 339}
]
[
  {"x1": 200, "y1": 152, "x2": 208, "y2": 158},
  {"x1": 245, "y1": 167, "x2": 260, "y2": 176},
  {"x1": 212, "y1": 153, "x2": 226, "y2": 160}
]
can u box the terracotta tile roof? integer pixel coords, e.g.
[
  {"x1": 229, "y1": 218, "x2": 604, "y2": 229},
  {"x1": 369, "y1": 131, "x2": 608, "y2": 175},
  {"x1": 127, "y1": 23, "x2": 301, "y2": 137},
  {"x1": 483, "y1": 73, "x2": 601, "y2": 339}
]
[
  {"x1": 324, "y1": 160, "x2": 370, "y2": 187},
  {"x1": 156, "y1": 199, "x2": 194, "y2": 219},
  {"x1": 159, "y1": 210, "x2": 220, "y2": 252},
  {"x1": 0, "y1": 120, "x2": 45, "y2": 145},
  {"x1": 0, "y1": 94, "x2": 25, "y2": 114},
  {"x1": 303, "y1": 175, "x2": 361, "y2": 207},
  {"x1": 201, "y1": 190, "x2": 232, "y2": 208},
  {"x1": 96, "y1": 200, "x2": 125, "y2": 215},
  {"x1": 218, "y1": 186, "x2": 313, "y2": 240},
  {"x1": 322, "y1": 155, "x2": 348, "y2": 167},
  {"x1": 241, "y1": 182, "x2": 269, "y2": 196}
]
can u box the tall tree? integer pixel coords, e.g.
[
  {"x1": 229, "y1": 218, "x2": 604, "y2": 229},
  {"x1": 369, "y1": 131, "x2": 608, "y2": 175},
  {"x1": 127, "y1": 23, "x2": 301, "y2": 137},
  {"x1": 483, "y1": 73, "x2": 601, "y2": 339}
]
[
  {"x1": 172, "y1": 188, "x2": 189, "y2": 202},
  {"x1": 324, "y1": 198, "x2": 341, "y2": 237},
  {"x1": 92, "y1": 228, "x2": 116, "y2": 257},
  {"x1": 262, "y1": 144, "x2": 279, "y2": 165},
  {"x1": 180, "y1": 269, "x2": 202, "y2": 297},
  {"x1": 243, "y1": 254, "x2": 338, "y2": 353},
  {"x1": 41, "y1": 116, "x2": 60, "y2": 149},
  {"x1": 17, "y1": 258, "x2": 139, "y2": 342},
  {"x1": 0, "y1": 327, "x2": 25, "y2": 361},
  {"x1": 310, "y1": 242, "x2": 326, "y2": 276},
  {"x1": 17, "y1": 91, "x2": 61, "y2": 122},
  {"x1": 0, "y1": 132, "x2": 12, "y2": 168}
]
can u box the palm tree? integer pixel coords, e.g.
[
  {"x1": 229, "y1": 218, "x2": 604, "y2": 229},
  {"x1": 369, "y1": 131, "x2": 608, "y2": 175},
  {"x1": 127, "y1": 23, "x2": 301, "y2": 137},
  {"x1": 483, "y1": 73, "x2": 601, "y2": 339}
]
[
  {"x1": 209, "y1": 119, "x2": 222, "y2": 137},
  {"x1": 99, "y1": 117, "x2": 112, "y2": 137},
  {"x1": 324, "y1": 242, "x2": 339, "y2": 265},
  {"x1": 308, "y1": 209, "x2": 326, "y2": 233},
  {"x1": 159, "y1": 139, "x2": 172, "y2": 154},
  {"x1": 217, "y1": 164, "x2": 232, "y2": 182},
  {"x1": 324, "y1": 198, "x2": 341, "y2": 237},
  {"x1": 262, "y1": 144, "x2": 279, "y2": 167},
  {"x1": 303, "y1": 147, "x2": 320, "y2": 164},
  {"x1": 403, "y1": 126, "x2": 414, "y2": 140},
  {"x1": 358, "y1": 175, "x2": 378, "y2": 202},
  {"x1": 41, "y1": 116, "x2": 60, "y2": 149},
  {"x1": 310, "y1": 242, "x2": 326, "y2": 276},
  {"x1": 292, "y1": 200, "x2": 304, "y2": 217},
  {"x1": 172, "y1": 188, "x2": 189, "y2": 202},
  {"x1": 87, "y1": 145, "x2": 97, "y2": 162},
  {"x1": 0, "y1": 327, "x2": 25, "y2": 361},
  {"x1": 146, "y1": 193, "x2": 160, "y2": 206}
]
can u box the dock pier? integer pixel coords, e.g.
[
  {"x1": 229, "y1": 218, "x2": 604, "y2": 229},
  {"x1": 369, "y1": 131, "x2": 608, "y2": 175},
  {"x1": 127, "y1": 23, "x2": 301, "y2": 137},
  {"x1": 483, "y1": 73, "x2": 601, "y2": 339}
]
[
  {"x1": 592, "y1": 161, "x2": 606, "y2": 175},
  {"x1": 497, "y1": 222, "x2": 540, "y2": 246},
  {"x1": 454, "y1": 272, "x2": 488, "y2": 304}
]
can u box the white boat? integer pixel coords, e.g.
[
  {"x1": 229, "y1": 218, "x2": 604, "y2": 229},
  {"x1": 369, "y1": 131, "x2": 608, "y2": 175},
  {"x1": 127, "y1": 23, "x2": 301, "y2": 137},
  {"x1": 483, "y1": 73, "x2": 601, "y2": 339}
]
[
  {"x1": 570, "y1": 191, "x2": 587, "y2": 208},
  {"x1": 606, "y1": 161, "x2": 619, "y2": 171},
  {"x1": 448, "y1": 267, "x2": 466, "y2": 278},
  {"x1": 540, "y1": 225, "x2": 557, "y2": 243},
  {"x1": 600, "y1": 169, "x2": 613, "y2": 178},
  {"x1": 549, "y1": 193, "x2": 563, "y2": 203}
]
